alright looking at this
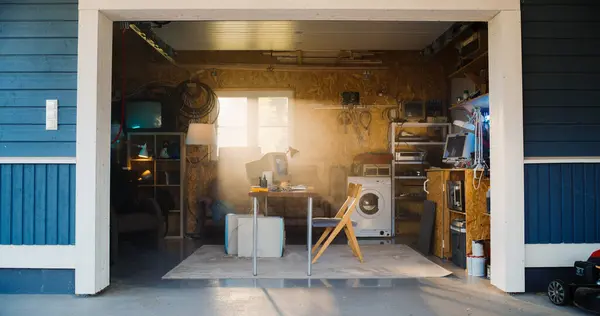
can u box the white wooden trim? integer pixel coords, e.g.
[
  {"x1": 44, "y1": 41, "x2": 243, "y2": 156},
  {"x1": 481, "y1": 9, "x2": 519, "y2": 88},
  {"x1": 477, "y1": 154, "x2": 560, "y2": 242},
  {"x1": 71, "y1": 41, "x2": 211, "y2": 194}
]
[
  {"x1": 0, "y1": 157, "x2": 76, "y2": 164},
  {"x1": 488, "y1": 10, "x2": 525, "y2": 293},
  {"x1": 75, "y1": 9, "x2": 113, "y2": 295},
  {"x1": 526, "y1": 244, "x2": 600, "y2": 268},
  {"x1": 0, "y1": 245, "x2": 76, "y2": 269},
  {"x1": 81, "y1": 0, "x2": 518, "y2": 21},
  {"x1": 525, "y1": 157, "x2": 600, "y2": 164}
]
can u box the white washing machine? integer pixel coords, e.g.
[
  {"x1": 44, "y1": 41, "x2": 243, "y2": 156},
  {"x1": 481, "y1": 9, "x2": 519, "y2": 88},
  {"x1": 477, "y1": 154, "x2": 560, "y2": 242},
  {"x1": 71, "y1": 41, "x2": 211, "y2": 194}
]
[{"x1": 348, "y1": 176, "x2": 392, "y2": 237}]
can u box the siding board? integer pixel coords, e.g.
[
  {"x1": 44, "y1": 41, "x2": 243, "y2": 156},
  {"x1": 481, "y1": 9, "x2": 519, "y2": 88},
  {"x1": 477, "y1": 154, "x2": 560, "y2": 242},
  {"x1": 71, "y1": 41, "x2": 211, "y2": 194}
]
[
  {"x1": 522, "y1": 5, "x2": 600, "y2": 22},
  {"x1": 0, "y1": 4, "x2": 77, "y2": 21},
  {"x1": 525, "y1": 125, "x2": 600, "y2": 142},
  {"x1": 0, "y1": 164, "x2": 75, "y2": 245},
  {"x1": 522, "y1": 22, "x2": 600, "y2": 39},
  {"x1": 0, "y1": 73, "x2": 77, "y2": 90},
  {"x1": 524, "y1": 107, "x2": 600, "y2": 125},
  {"x1": 0, "y1": 143, "x2": 76, "y2": 157},
  {"x1": 548, "y1": 165, "x2": 562, "y2": 243},
  {"x1": 0, "y1": 90, "x2": 77, "y2": 107},
  {"x1": 525, "y1": 143, "x2": 600, "y2": 157},
  {"x1": 0, "y1": 166, "x2": 12, "y2": 244},
  {"x1": 0, "y1": 38, "x2": 77, "y2": 55},
  {"x1": 0, "y1": 125, "x2": 77, "y2": 142},
  {"x1": 523, "y1": 74, "x2": 600, "y2": 91},
  {"x1": 0, "y1": 108, "x2": 76, "y2": 125},
  {"x1": 0, "y1": 56, "x2": 77, "y2": 72},
  {"x1": 525, "y1": 164, "x2": 600, "y2": 244},
  {"x1": 522, "y1": 1, "x2": 600, "y2": 157},
  {"x1": 523, "y1": 56, "x2": 600, "y2": 73},
  {"x1": 524, "y1": 90, "x2": 600, "y2": 107},
  {"x1": 11, "y1": 164, "x2": 23, "y2": 244},
  {"x1": 0, "y1": 21, "x2": 78, "y2": 38}
]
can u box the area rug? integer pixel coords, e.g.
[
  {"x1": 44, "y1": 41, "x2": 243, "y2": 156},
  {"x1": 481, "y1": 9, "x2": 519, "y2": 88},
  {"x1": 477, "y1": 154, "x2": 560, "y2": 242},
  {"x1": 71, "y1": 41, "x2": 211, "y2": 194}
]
[{"x1": 163, "y1": 244, "x2": 452, "y2": 279}]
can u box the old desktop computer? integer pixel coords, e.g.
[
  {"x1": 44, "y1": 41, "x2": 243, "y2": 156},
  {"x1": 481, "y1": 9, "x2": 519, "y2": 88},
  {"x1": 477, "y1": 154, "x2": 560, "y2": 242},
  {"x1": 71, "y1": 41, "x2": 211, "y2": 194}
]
[{"x1": 245, "y1": 152, "x2": 290, "y2": 185}]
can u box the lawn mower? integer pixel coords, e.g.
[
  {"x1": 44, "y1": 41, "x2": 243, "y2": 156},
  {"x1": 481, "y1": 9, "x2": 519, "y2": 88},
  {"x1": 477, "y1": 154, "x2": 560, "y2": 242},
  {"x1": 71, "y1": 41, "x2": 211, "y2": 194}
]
[{"x1": 548, "y1": 249, "x2": 600, "y2": 314}]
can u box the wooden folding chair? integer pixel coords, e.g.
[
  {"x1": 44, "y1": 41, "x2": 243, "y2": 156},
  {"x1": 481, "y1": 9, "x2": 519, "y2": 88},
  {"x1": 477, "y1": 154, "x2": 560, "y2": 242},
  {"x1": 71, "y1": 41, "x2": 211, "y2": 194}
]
[{"x1": 311, "y1": 183, "x2": 363, "y2": 264}]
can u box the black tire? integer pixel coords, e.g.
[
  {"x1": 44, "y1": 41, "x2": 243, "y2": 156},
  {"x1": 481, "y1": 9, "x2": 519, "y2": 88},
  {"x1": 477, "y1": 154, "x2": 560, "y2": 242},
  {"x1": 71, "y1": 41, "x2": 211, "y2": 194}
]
[{"x1": 548, "y1": 279, "x2": 571, "y2": 306}]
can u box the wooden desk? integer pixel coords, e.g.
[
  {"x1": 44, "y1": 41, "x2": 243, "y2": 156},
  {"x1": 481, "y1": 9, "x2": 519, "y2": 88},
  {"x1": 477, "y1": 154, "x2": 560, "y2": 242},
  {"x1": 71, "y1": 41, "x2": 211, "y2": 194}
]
[{"x1": 248, "y1": 190, "x2": 318, "y2": 276}]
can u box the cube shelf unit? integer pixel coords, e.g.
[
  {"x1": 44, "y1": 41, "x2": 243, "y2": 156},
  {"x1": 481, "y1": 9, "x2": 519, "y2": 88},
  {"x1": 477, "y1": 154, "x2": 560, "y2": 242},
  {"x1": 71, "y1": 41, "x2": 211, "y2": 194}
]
[
  {"x1": 389, "y1": 122, "x2": 451, "y2": 236},
  {"x1": 127, "y1": 132, "x2": 186, "y2": 239}
]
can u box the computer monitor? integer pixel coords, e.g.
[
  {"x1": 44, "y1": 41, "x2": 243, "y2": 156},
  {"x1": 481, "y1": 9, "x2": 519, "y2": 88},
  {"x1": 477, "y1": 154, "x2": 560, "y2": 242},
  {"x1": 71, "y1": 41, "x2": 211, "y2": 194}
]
[
  {"x1": 443, "y1": 133, "x2": 475, "y2": 164},
  {"x1": 245, "y1": 152, "x2": 290, "y2": 185}
]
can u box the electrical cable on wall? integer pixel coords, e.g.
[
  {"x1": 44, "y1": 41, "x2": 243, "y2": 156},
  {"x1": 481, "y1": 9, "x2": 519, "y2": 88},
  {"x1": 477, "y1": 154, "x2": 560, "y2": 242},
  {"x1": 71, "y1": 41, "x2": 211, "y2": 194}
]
[{"x1": 177, "y1": 78, "x2": 220, "y2": 130}]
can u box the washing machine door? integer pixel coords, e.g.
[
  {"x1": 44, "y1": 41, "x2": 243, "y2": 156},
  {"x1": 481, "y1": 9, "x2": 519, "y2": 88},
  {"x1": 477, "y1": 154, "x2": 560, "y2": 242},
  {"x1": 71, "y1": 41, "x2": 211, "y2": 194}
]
[{"x1": 356, "y1": 189, "x2": 385, "y2": 218}]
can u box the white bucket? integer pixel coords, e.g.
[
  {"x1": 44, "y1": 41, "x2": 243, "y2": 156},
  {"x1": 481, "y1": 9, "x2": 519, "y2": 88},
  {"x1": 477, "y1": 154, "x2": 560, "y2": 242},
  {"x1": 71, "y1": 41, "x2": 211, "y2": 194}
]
[
  {"x1": 469, "y1": 256, "x2": 486, "y2": 277},
  {"x1": 467, "y1": 256, "x2": 472, "y2": 275},
  {"x1": 472, "y1": 241, "x2": 484, "y2": 257}
]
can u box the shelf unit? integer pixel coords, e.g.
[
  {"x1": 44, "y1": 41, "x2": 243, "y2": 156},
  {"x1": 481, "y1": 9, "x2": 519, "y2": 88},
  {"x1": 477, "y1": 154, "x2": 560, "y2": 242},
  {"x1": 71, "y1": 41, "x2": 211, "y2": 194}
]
[
  {"x1": 127, "y1": 132, "x2": 186, "y2": 239},
  {"x1": 426, "y1": 169, "x2": 490, "y2": 261},
  {"x1": 389, "y1": 122, "x2": 451, "y2": 236}
]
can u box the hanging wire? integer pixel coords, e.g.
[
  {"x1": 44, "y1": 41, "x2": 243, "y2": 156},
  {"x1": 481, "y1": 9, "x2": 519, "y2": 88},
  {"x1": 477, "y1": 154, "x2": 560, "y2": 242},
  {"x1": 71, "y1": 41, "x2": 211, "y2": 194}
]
[{"x1": 177, "y1": 78, "x2": 220, "y2": 130}]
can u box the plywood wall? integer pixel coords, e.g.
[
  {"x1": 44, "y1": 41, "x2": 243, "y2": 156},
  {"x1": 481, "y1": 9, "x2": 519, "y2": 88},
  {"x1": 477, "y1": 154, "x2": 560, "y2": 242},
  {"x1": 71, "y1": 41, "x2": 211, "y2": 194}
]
[{"x1": 113, "y1": 32, "x2": 448, "y2": 232}]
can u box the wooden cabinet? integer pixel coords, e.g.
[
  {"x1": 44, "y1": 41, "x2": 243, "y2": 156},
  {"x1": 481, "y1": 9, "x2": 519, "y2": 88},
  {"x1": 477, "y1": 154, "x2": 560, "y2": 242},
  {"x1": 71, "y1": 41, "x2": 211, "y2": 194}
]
[{"x1": 426, "y1": 168, "x2": 490, "y2": 263}]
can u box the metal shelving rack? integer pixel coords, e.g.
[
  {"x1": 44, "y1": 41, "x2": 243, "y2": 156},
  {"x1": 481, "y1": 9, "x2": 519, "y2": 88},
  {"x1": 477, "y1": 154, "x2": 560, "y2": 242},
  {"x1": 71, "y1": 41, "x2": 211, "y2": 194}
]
[
  {"x1": 127, "y1": 132, "x2": 186, "y2": 239},
  {"x1": 389, "y1": 122, "x2": 451, "y2": 236}
]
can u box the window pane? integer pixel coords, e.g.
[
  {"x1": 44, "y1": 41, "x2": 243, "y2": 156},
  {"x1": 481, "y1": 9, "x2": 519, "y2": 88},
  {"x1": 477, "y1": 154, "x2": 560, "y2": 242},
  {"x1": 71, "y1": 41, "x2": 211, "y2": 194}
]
[
  {"x1": 259, "y1": 97, "x2": 288, "y2": 127},
  {"x1": 258, "y1": 127, "x2": 288, "y2": 153},
  {"x1": 217, "y1": 127, "x2": 247, "y2": 149},
  {"x1": 218, "y1": 97, "x2": 248, "y2": 127}
]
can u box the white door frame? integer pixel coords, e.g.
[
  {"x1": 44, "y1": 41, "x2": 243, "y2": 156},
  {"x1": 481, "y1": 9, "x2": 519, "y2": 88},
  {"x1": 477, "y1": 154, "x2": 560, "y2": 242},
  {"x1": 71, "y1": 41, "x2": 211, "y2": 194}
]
[{"x1": 76, "y1": 0, "x2": 524, "y2": 294}]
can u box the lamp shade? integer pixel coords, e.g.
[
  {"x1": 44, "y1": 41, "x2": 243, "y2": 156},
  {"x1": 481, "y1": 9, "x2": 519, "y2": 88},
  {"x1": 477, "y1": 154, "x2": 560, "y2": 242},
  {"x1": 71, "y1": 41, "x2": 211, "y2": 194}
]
[
  {"x1": 186, "y1": 123, "x2": 216, "y2": 145},
  {"x1": 453, "y1": 120, "x2": 475, "y2": 132}
]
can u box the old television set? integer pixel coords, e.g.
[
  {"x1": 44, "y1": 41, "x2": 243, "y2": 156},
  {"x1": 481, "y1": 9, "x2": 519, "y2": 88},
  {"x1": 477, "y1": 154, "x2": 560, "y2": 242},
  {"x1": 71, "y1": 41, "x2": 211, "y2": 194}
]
[
  {"x1": 402, "y1": 101, "x2": 426, "y2": 120},
  {"x1": 443, "y1": 133, "x2": 475, "y2": 164},
  {"x1": 245, "y1": 152, "x2": 290, "y2": 185},
  {"x1": 125, "y1": 100, "x2": 163, "y2": 130}
]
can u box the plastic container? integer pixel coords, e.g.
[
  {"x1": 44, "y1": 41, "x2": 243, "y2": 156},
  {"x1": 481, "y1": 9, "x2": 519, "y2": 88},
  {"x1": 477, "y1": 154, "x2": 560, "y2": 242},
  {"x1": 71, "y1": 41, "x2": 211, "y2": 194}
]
[
  {"x1": 472, "y1": 240, "x2": 485, "y2": 257},
  {"x1": 468, "y1": 255, "x2": 486, "y2": 277}
]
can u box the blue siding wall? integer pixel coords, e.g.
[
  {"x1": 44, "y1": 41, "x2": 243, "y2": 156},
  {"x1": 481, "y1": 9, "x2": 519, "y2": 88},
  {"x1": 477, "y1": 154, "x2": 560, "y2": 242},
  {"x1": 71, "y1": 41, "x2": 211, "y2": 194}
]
[
  {"x1": 0, "y1": 164, "x2": 75, "y2": 245},
  {"x1": 522, "y1": 0, "x2": 600, "y2": 157},
  {"x1": 0, "y1": 269, "x2": 75, "y2": 294},
  {"x1": 525, "y1": 164, "x2": 600, "y2": 244},
  {"x1": 0, "y1": 1, "x2": 78, "y2": 157}
]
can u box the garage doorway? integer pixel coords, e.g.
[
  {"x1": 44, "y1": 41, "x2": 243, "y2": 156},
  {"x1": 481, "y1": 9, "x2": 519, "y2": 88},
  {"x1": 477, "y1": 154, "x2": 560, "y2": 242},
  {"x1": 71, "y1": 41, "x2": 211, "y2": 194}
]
[{"x1": 75, "y1": 1, "x2": 524, "y2": 295}]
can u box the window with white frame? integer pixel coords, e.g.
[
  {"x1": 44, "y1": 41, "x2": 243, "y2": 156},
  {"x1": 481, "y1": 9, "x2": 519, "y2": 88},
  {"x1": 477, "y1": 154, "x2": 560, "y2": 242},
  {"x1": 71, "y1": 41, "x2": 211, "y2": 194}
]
[{"x1": 216, "y1": 91, "x2": 293, "y2": 155}]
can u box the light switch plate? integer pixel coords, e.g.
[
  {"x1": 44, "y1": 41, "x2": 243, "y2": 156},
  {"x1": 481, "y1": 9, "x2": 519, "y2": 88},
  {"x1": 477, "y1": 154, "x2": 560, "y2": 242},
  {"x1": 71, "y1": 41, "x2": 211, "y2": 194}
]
[{"x1": 46, "y1": 99, "x2": 58, "y2": 130}]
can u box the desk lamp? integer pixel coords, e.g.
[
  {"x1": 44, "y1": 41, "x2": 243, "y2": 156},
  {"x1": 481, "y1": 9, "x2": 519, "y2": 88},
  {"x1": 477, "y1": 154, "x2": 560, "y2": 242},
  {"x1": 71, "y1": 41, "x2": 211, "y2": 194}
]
[
  {"x1": 453, "y1": 108, "x2": 487, "y2": 189},
  {"x1": 286, "y1": 146, "x2": 300, "y2": 158},
  {"x1": 138, "y1": 143, "x2": 149, "y2": 158}
]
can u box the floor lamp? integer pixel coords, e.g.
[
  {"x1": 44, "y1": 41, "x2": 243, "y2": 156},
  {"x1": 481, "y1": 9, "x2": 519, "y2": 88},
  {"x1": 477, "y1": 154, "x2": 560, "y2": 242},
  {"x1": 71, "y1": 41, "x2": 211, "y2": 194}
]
[{"x1": 186, "y1": 123, "x2": 216, "y2": 237}]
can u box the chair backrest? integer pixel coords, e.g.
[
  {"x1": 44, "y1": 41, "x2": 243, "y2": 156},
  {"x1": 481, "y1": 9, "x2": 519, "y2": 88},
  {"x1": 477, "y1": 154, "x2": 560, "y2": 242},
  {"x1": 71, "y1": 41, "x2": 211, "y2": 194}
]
[
  {"x1": 332, "y1": 182, "x2": 362, "y2": 219},
  {"x1": 342, "y1": 183, "x2": 362, "y2": 219}
]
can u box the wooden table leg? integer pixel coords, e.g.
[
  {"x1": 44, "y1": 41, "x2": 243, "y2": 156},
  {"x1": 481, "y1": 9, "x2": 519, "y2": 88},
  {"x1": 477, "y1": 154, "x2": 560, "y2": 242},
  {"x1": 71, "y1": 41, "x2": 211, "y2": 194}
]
[
  {"x1": 307, "y1": 197, "x2": 313, "y2": 276},
  {"x1": 253, "y1": 196, "x2": 258, "y2": 276}
]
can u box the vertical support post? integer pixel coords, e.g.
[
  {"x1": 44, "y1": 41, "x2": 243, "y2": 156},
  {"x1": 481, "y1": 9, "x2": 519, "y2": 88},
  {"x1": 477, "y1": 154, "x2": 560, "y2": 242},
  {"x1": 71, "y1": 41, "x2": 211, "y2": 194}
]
[
  {"x1": 75, "y1": 10, "x2": 113, "y2": 294},
  {"x1": 252, "y1": 196, "x2": 258, "y2": 276},
  {"x1": 488, "y1": 10, "x2": 525, "y2": 293},
  {"x1": 307, "y1": 197, "x2": 313, "y2": 276}
]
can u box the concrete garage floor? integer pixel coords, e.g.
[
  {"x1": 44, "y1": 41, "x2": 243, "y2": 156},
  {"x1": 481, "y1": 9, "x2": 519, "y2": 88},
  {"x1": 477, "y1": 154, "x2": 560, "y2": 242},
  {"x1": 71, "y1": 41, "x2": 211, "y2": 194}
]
[{"x1": 0, "y1": 239, "x2": 585, "y2": 316}]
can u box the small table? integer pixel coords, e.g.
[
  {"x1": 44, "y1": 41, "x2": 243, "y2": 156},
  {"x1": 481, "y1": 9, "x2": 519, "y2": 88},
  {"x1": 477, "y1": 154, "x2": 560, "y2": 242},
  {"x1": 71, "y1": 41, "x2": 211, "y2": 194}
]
[{"x1": 248, "y1": 190, "x2": 318, "y2": 276}]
